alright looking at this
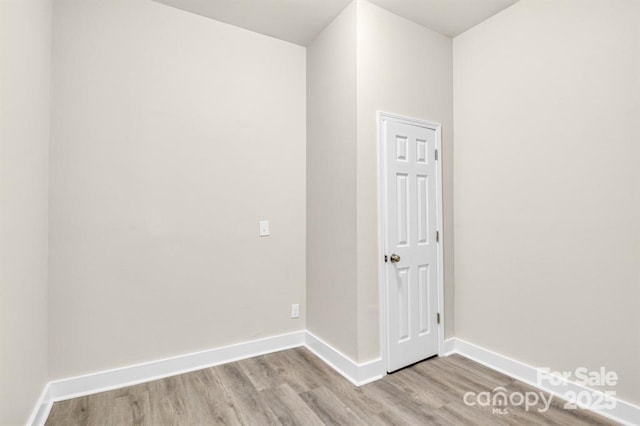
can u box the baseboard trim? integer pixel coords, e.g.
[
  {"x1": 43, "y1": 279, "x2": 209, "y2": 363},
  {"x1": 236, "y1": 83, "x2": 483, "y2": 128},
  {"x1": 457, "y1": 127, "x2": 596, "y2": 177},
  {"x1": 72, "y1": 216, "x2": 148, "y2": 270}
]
[
  {"x1": 445, "y1": 338, "x2": 640, "y2": 426},
  {"x1": 36, "y1": 333, "x2": 638, "y2": 425},
  {"x1": 304, "y1": 331, "x2": 385, "y2": 386},
  {"x1": 441, "y1": 337, "x2": 456, "y2": 356},
  {"x1": 48, "y1": 330, "x2": 305, "y2": 403},
  {"x1": 26, "y1": 383, "x2": 52, "y2": 426},
  {"x1": 38, "y1": 328, "x2": 385, "y2": 419}
]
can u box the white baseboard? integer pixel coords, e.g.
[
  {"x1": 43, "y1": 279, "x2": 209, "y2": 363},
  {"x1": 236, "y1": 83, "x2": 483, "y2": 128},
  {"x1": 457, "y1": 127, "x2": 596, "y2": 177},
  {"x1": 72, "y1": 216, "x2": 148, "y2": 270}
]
[
  {"x1": 49, "y1": 330, "x2": 305, "y2": 402},
  {"x1": 36, "y1": 332, "x2": 638, "y2": 426},
  {"x1": 31, "y1": 328, "x2": 385, "y2": 425},
  {"x1": 26, "y1": 383, "x2": 52, "y2": 426},
  {"x1": 446, "y1": 338, "x2": 640, "y2": 426},
  {"x1": 304, "y1": 331, "x2": 384, "y2": 386},
  {"x1": 442, "y1": 337, "x2": 456, "y2": 356}
]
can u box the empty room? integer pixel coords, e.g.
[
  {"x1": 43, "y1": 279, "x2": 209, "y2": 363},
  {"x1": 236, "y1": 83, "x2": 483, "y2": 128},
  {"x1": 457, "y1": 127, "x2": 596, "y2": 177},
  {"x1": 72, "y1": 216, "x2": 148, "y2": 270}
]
[{"x1": 1, "y1": 0, "x2": 639, "y2": 424}]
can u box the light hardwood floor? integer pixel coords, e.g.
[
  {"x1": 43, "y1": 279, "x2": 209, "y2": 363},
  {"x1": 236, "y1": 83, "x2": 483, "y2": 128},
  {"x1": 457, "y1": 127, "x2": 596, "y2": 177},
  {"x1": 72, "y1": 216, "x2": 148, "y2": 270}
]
[{"x1": 46, "y1": 348, "x2": 615, "y2": 425}]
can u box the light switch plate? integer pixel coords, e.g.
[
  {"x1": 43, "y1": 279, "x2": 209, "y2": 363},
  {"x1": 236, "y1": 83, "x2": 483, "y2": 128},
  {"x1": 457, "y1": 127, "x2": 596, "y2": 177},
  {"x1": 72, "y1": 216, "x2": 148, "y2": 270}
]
[
  {"x1": 259, "y1": 220, "x2": 270, "y2": 237},
  {"x1": 291, "y1": 304, "x2": 299, "y2": 318}
]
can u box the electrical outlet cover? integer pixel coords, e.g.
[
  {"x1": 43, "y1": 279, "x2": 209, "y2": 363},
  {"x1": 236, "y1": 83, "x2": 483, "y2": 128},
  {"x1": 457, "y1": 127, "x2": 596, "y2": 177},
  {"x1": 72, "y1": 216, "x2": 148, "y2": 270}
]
[
  {"x1": 259, "y1": 220, "x2": 270, "y2": 237},
  {"x1": 290, "y1": 303, "x2": 299, "y2": 318}
]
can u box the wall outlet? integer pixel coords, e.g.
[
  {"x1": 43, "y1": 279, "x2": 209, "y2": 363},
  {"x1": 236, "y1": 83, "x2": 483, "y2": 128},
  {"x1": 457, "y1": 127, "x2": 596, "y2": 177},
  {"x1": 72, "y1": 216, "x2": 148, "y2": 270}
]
[
  {"x1": 259, "y1": 220, "x2": 270, "y2": 237},
  {"x1": 290, "y1": 303, "x2": 299, "y2": 318}
]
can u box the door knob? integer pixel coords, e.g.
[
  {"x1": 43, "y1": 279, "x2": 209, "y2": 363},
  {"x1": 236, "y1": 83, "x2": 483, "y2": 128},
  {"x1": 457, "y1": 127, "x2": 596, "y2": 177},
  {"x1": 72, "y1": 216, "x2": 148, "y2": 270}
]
[{"x1": 389, "y1": 254, "x2": 401, "y2": 263}]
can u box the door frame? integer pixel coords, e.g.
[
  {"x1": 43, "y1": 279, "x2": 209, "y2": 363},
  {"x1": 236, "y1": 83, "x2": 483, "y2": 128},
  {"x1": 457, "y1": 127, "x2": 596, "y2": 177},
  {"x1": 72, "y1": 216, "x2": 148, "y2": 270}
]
[{"x1": 376, "y1": 111, "x2": 445, "y2": 373}]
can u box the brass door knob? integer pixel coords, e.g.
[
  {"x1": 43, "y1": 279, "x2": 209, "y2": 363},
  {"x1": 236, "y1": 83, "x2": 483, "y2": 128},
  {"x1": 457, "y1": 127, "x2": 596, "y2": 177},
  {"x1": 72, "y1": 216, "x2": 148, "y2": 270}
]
[{"x1": 390, "y1": 254, "x2": 401, "y2": 263}]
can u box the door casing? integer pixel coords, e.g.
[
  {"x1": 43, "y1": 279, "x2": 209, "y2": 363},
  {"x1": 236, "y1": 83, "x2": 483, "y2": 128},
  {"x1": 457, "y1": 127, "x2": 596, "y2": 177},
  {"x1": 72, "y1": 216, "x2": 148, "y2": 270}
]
[{"x1": 376, "y1": 111, "x2": 445, "y2": 373}]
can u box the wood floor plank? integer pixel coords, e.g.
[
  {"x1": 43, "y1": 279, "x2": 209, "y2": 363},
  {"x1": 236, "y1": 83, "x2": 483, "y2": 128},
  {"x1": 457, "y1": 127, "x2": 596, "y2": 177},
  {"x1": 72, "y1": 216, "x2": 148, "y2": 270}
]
[
  {"x1": 46, "y1": 396, "x2": 88, "y2": 426},
  {"x1": 368, "y1": 410, "x2": 415, "y2": 426},
  {"x1": 299, "y1": 386, "x2": 369, "y2": 426},
  {"x1": 45, "y1": 348, "x2": 615, "y2": 426},
  {"x1": 216, "y1": 363, "x2": 281, "y2": 425},
  {"x1": 258, "y1": 383, "x2": 324, "y2": 426},
  {"x1": 439, "y1": 354, "x2": 514, "y2": 388},
  {"x1": 180, "y1": 368, "x2": 244, "y2": 425},
  {"x1": 384, "y1": 367, "x2": 451, "y2": 409},
  {"x1": 434, "y1": 401, "x2": 513, "y2": 426},
  {"x1": 362, "y1": 379, "x2": 444, "y2": 424},
  {"x1": 505, "y1": 380, "x2": 617, "y2": 426},
  {"x1": 283, "y1": 348, "x2": 384, "y2": 418},
  {"x1": 263, "y1": 349, "x2": 320, "y2": 393},
  {"x1": 238, "y1": 355, "x2": 281, "y2": 392},
  {"x1": 415, "y1": 356, "x2": 504, "y2": 395}
]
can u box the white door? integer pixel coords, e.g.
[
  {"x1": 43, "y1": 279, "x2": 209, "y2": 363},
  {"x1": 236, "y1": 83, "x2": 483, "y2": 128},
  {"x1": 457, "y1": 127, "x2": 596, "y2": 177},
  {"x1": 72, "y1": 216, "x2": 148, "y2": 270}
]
[{"x1": 381, "y1": 115, "x2": 440, "y2": 373}]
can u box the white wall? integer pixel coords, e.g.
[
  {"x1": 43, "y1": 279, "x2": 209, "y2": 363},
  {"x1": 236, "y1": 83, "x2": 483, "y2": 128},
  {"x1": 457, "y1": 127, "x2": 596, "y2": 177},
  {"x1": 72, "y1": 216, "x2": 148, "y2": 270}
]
[
  {"x1": 49, "y1": 0, "x2": 306, "y2": 379},
  {"x1": 454, "y1": 0, "x2": 640, "y2": 405},
  {"x1": 0, "y1": 0, "x2": 51, "y2": 423},
  {"x1": 307, "y1": 0, "x2": 454, "y2": 363},
  {"x1": 306, "y1": 2, "x2": 359, "y2": 360},
  {"x1": 356, "y1": 0, "x2": 454, "y2": 360}
]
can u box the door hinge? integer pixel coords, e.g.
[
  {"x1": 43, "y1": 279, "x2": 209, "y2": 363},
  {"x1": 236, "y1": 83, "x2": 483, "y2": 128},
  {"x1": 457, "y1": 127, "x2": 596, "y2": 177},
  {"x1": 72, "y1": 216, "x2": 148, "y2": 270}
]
[
  {"x1": 437, "y1": 313, "x2": 441, "y2": 324},
  {"x1": 435, "y1": 149, "x2": 439, "y2": 161},
  {"x1": 436, "y1": 231, "x2": 440, "y2": 243},
  {"x1": 384, "y1": 255, "x2": 388, "y2": 263}
]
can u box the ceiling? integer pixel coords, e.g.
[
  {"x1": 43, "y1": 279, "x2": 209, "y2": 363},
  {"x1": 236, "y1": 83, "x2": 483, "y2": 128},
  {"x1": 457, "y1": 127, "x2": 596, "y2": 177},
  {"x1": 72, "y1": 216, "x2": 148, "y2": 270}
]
[
  {"x1": 367, "y1": 0, "x2": 519, "y2": 37},
  {"x1": 153, "y1": 0, "x2": 519, "y2": 45},
  {"x1": 154, "y1": 0, "x2": 352, "y2": 46}
]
